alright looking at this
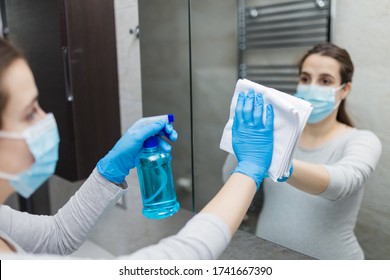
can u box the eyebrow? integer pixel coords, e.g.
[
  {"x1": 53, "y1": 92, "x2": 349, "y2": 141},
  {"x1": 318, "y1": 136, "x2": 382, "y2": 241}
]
[
  {"x1": 300, "y1": 71, "x2": 336, "y2": 79},
  {"x1": 319, "y1": 73, "x2": 335, "y2": 78}
]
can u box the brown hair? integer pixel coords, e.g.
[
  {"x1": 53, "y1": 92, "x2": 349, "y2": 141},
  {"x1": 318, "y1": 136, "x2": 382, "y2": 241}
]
[
  {"x1": 0, "y1": 39, "x2": 24, "y2": 128},
  {"x1": 299, "y1": 43, "x2": 355, "y2": 127}
]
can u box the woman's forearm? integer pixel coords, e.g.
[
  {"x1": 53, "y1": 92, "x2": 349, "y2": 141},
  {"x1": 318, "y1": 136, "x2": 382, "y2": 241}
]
[
  {"x1": 200, "y1": 173, "x2": 257, "y2": 234},
  {"x1": 286, "y1": 159, "x2": 330, "y2": 194}
]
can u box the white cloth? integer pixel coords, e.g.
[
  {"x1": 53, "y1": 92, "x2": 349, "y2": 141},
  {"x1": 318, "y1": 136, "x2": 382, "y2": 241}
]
[{"x1": 220, "y1": 79, "x2": 312, "y2": 181}]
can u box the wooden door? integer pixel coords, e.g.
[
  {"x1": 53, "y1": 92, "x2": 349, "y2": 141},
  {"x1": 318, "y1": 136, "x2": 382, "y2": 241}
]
[{"x1": 62, "y1": 0, "x2": 121, "y2": 179}]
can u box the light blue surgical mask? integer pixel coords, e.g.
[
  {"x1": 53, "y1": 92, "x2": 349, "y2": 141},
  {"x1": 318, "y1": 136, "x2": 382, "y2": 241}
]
[
  {"x1": 295, "y1": 84, "x2": 345, "y2": 124},
  {"x1": 0, "y1": 113, "x2": 60, "y2": 198}
]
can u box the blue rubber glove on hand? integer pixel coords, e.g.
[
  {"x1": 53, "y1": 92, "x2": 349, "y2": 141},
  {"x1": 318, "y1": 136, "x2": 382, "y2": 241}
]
[
  {"x1": 263, "y1": 164, "x2": 293, "y2": 181},
  {"x1": 97, "y1": 118, "x2": 178, "y2": 184},
  {"x1": 276, "y1": 164, "x2": 294, "y2": 182},
  {"x1": 232, "y1": 90, "x2": 274, "y2": 189}
]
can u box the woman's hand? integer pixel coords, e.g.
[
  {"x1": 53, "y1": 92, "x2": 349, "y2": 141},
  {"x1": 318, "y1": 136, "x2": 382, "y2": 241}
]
[
  {"x1": 232, "y1": 90, "x2": 274, "y2": 189},
  {"x1": 97, "y1": 118, "x2": 178, "y2": 184}
]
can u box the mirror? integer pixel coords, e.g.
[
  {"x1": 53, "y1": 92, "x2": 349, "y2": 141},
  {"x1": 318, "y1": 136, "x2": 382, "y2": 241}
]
[
  {"x1": 190, "y1": 0, "x2": 332, "y2": 227},
  {"x1": 139, "y1": 0, "x2": 390, "y2": 259}
]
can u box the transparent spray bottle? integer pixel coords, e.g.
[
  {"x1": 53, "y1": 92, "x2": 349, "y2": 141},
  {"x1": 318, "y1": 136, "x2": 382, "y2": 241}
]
[{"x1": 137, "y1": 114, "x2": 180, "y2": 219}]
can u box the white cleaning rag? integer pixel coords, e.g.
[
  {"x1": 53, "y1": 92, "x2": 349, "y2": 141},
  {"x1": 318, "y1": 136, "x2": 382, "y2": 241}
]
[{"x1": 220, "y1": 79, "x2": 312, "y2": 182}]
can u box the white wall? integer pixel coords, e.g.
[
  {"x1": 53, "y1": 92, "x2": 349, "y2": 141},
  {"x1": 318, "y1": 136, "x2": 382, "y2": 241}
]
[
  {"x1": 114, "y1": 0, "x2": 143, "y2": 133},
  {"x1": 333, "y1": 0, "x2": 390, "y2": 259}
]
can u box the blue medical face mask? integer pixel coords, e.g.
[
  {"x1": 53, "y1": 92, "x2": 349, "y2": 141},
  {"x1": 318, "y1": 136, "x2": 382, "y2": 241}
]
[
  {"x1": 295, "y1": 84, "x2": 345, "y2": 124},
  {"x1": 0, "y1": 113, "x2": 60, "y2": 198}
]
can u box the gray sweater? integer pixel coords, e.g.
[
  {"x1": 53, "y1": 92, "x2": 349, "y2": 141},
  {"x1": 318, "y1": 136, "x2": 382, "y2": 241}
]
[
  {"x1": 0, "y1": 169, "x2": 231, "y2": 259},
  {"x1": 223, "y1": 128, "x2": 382, "y2": 259}
]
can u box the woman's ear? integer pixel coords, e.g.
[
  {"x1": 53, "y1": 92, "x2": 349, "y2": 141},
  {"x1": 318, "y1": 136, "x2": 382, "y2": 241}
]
[{"x1": 341, "y1": 82, "x2": 352, "y2": 99}]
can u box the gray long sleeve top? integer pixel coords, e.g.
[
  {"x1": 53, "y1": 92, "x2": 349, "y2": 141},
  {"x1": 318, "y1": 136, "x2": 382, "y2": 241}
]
[
  {"x1": 0, "y1": 169, "x2": 231, "y2": 259},
  {"x1": 223, "y1": 128, "x2": 382, "y2": 260}
]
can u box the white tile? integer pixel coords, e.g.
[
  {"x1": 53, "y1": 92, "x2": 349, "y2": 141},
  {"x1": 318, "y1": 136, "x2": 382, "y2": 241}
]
[{"x1": 115, "y1": 0, "x2": 137, "y2": 11}]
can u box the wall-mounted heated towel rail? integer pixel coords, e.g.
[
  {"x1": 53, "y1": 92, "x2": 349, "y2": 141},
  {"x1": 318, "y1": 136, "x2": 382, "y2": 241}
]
[{"x1": 238, "y1": 0, "x2": 332, "y2": 93}]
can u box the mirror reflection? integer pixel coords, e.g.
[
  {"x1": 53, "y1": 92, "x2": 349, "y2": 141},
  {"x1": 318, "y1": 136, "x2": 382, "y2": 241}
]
[
  {"x1": 185, "y1": 0, "x2": 389, "y2": 259},
  {"x1": 1, "y1": 0, "x2": 387, "y2": 261}
]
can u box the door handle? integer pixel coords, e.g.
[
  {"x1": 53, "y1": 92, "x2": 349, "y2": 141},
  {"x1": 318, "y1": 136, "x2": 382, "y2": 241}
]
[
  {"x1": 0, "y1": 0, "x2": 9, "y2": 37},
  {"x1": 62, "y1": 46, "x2": 73, "y2": 102}
]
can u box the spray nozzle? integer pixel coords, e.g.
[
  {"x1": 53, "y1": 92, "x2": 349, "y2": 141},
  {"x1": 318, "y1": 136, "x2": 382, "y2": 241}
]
[{"x1": 143, "y1": 114, "x2": 175, "y2": 148}]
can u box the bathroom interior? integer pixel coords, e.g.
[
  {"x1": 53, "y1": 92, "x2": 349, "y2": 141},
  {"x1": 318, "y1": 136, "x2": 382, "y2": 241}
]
[{"x1": 1, "y1": 0, "x2": 389, "y2": 259}]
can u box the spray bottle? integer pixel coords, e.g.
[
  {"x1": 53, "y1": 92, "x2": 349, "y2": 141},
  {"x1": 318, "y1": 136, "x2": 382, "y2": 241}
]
[{"x1": 137, "y1": 114, "x2": 180, "y2": 219}]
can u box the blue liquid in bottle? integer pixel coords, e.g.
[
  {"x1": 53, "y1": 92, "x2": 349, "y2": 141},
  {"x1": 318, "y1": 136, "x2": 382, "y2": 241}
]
[{"x1": 137, "y1": 135, "x2": 180, "y2": 219}]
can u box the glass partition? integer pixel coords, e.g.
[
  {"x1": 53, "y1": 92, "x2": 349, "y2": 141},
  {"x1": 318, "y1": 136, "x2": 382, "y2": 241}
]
[
  {"x1": 190, "y1": 0, "x2": 239, "y2": 211},
  {"x1": 139, "y1": 0, "x2": 194, "y2": 210}
]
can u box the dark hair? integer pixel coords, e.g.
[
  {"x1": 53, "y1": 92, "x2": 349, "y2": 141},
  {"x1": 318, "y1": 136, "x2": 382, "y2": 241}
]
[
  {"x1": 0, "y1": 39, "x2": 25, "y2": 128},
  {"x1": 299, "y1": 43, "x2": 355, "y2": 127}
]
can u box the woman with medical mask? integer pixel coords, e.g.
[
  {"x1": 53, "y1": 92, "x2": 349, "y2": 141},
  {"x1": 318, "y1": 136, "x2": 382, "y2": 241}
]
[
  {"x1": 0, "y1": 38, "x2": 274, "y2": 259},
  {"x1": 223, "y1": 43, "x2": 382, "y2": 259}
]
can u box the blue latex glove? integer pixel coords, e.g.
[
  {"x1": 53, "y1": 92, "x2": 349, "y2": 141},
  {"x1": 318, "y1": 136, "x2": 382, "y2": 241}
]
[
  {"x1": 232, "y1": 90, "x2": 274, "y2": 189},
  {"x1": 263, "y1": 163, "x2": 293, "y2": 181},
  {"x1": 276, "y1": 164, "x2": 294, "y2": 182},
  {"x1": 97, "y1": 118, "x2": 178, "y2": 184}
]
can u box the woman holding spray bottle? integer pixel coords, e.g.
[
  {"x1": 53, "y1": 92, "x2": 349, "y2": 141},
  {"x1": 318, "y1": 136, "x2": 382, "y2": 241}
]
[{"x1": 0, "y1": 38, "x2": 274, "y2": 259}]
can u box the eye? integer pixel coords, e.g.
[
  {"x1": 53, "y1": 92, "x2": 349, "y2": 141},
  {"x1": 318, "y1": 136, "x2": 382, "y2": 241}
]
[
  {"x1": 320, "y1": 78, "x2": 332, "y2": 85},
  {"x1": 299, "y1": 75, "x2": 310, "y2": 84},
  {"x1": 318, "y1": 75, "x2": 336, "y2": 86},
  {"x1": 25, "y1": 106, "x2": 38, "y2": 122}
]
